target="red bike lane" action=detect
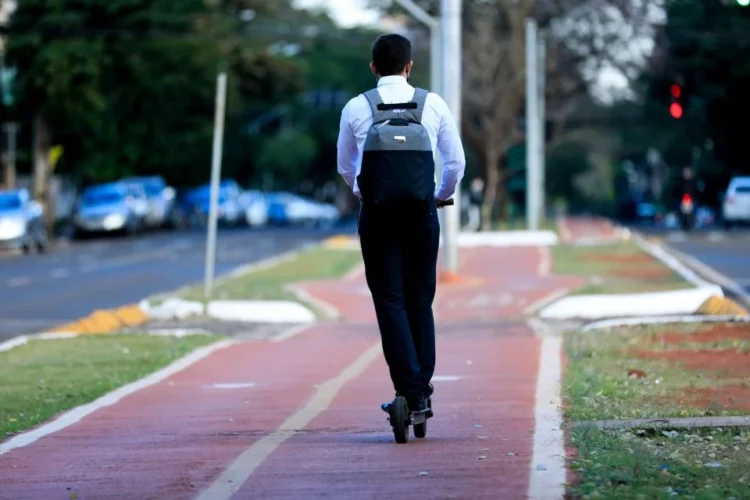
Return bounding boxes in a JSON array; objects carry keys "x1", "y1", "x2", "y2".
[{"x1": 0, "y1": 246, "x2": 582, "y2": 500}]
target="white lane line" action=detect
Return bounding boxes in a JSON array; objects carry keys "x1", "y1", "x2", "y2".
[
  {"x1": 0, "y1": 339, "x2": 236, "y2": 457},
  {"x1": 50, "y1": 268, "x2": 71, "y2": 279},
  {"x1": 196, "y1": 341, "x2": 382, "y2": 500},
  {"x1": 526, "y1": 327, "x2": 566, "y2": 500},
  {"x1": 431, "y1": 375, "x2": 461, "y2": 382},
  {"x1": 537, "y1": 246, "x2": 551, "y2": 276},
  {"x1": 205, "y1": 383, "x2": 257, "y2": 390},
  {"x1": 7, "y1": 276, "x2": 30, "y2": 288},
  {"x1": 270, "y1": 324, "x2": 314, "y2": 343}
]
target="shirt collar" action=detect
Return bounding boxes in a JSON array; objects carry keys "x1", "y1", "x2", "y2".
[{"x1": 377, "y1": 75, "x2": 408, "y2": 87}]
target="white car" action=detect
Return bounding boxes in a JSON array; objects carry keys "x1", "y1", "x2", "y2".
[
  {"x1": 241, "y1": 190, "x2": 269, "y2": 228},
  {"x1": 722, "y1": 176, "x2": 750, "y2": 228}
]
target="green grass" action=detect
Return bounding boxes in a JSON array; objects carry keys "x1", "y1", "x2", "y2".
[
  {"x1": 570, "y1": 427, "x2": 750, "y2": 499},
  {"x1": 552, "y1": 241, "x2": 691, "y2": 295},
  {"x1": 566, "y1": 323, "x2": 750, "y2": 497},
  {"x1": 0, "y1": 334, "x2": 218, "y2": 438},
  {"x1": 564, "y1": 324, "x2": 750, "y2": 422},
  {"x1": 180, "y1": 246, "x2": 362, "y2": 303}
]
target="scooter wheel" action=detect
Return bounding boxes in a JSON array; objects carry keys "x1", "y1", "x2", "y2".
[{"x1": 391, "y1": 396, "x2": 409, "y2": 444}]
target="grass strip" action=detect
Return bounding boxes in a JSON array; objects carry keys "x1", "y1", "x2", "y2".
[
  {"x1": 552, "y1": 241, "x2": 690, "y2": 295},
  {"x1": 0, "y1": 333, "x2": 218, "y2": 438}
]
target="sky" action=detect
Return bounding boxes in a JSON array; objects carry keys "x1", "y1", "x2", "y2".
[{"x1": 293, "y1": 0, "x2": 381, "y2": 28}]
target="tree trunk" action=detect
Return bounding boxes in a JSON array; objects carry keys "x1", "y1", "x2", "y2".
[
  {"x1": 32, "y1": 114, "x2": 53, "y2": 236},
  {"x1": 480, "y1": 144, "x2": 499, "y2": 231}
]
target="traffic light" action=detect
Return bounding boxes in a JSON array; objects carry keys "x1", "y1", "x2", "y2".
[{"x1": 670, "y1": 83, "x2": 683, "y2": 119}]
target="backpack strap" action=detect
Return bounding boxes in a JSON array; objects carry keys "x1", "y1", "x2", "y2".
[
  {"x1": 363, "y1": 89, "x2": 391, "y2": 124},
  {"x1": 363, "y1": 87, "x2": 430, "y2": 124},
  {"x1": 406, "y1": 88, "x2": 429, "y2": 124}
]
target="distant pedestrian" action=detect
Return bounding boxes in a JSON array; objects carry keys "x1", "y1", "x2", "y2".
[{"x1": 467, "y1": 178, "x2": 484, "y2": 231}]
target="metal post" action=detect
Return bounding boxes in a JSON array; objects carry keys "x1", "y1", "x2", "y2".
[
  {"x1": 537, "y1": 36, "x2": 546, "y2": 226},
  {"x1": 204, "y1": 71, "x2": 228, "y2": 300},
  {"x1": 525, "y1": 18, "x2": 540, "y2": 230},
  {"x1": 2, "y1": 122, "x2": 18, "y2": 188},
  {"x1": 441, "y1": 0, "x2": 461, "y2": 275}
]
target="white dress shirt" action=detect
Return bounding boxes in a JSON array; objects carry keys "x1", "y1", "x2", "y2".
[{"x1": 336, "y1": 75, "x2": 466, "y2": 201}]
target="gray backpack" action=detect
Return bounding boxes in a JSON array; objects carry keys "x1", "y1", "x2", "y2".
[{"x1": 356, "y1": 88, "x2": 436, "y2": 206}]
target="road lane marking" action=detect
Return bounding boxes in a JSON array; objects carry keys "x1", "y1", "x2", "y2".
[
  {"x1": 7, "y1": 277, "x2": 30, "y2": 288},
  {"x1": 205, "y1": 382, "x2": 257, "y2": 389},
  {"x1": 0, "y1": 339, "x2": 236, "y2": 457},
  {"x1": 526, "y1": 323, "x2": 565, "y2": 500},
  {"x1": 432, "y1": 375, "x2": 461, "y2": 382},
  {"x1": 196, "y1": 341, "x2": 382, "y2": 500},
  {"x1": 537, "y1": 246, "x2": 551, "y2": 276}
]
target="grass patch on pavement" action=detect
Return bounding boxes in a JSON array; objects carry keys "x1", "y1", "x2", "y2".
[
  {"x1": 552, "y1": 241, "x2": 690, "y2": 295},
  {"x1": 180, "y1": 245, "x2": 362, "y2": 303},
  {"x1": 565, "y1": 322, "x2": 750, "y2": 498},
  {"x1": 0, "y1": 333, "x2": 218, "y2": 438},
  {"x1": 570, "y1": 427, "x2": 750, "y2": 499},
  {"x1": 564, "y1": 323, "x2": 750, "y2": 422}
]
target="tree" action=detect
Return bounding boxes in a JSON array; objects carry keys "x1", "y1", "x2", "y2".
[{"x1": 371, "y1": 0, "x2": 661, "y2": 227}]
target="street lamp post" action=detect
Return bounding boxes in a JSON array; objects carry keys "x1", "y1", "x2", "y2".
[{"x1": 392, "y1": 0, "x2": 462, "y2": 278}]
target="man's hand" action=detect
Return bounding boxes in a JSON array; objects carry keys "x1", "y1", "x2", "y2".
[{"x1": 436, "y1": 199, "x2": 454, "y2": 209}]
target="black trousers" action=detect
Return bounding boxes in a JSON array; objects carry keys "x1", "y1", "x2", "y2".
[{"x1": 358, "y1": 200, "x2": 440, "y2": 400}]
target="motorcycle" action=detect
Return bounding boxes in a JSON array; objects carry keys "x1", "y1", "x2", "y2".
[{"x1": 679, "y1": 193, "x2": 695, "y2": 230}]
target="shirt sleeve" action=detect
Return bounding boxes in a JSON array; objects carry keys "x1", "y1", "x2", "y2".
[
  {"x1": 432, "y1": 95, "x2": 466, "y2": 201},
  {"x1": 336, "y1": 101, "x2": 359, "y2": 192}
]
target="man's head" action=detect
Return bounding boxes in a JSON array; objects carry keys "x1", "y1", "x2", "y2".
[{"x1": 370, "y1": 34, "x2": 413, "y2": 79}]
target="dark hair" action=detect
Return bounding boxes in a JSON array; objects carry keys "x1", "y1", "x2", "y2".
[{"x1": 371, "y1": 34, "x2": 412, "y2": 76}]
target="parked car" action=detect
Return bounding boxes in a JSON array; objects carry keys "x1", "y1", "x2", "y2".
[
  {"x1": 241, "y1": 190, "x2": 269, "y2": 228},
  {"x1": 72, "y1": 182, "x2": 147, "y2": 238},
  {"x1": 0, "y1": 189, "x2": 48, "y2": 253},
  {"x1": 183, "y1": 180, "x2": 244, "y2": 227},
  {"x1": 266, "y1": 192, "x2": 340, "y2": 228},
  {"x1": 722, "y1": 176, "x2": 750, "y2": 228},
  {"x1": 122, "y1": 176, "x2": 179, "y2": 229}
]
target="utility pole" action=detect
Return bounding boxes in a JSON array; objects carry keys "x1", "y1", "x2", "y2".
[
  {"x1": 204, "y1": 70, "x2": 228, "y2": 300},
  {"x1": 525, "y1": 18, "x2": 541, "y2": 230},
  {"x1": 440, "y1": 0, "x2": 462, "y2": 276},
  {"x1": 2, "y1": 121, "x2": 17, "y2": 188},
  {"x1": 537, "y1": 35, "x2": 546, "y2": 226},
  {"x1": 393, "y1": 0, "x2": 463, "y2": 279}
]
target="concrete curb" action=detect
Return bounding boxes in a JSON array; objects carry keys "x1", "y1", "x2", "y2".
[
  {"x1": 581, "y1": 314, "x2": 750, "y2": 332},
  {"x1": 324, "y1": 230, "x2": 561, "y2": 250},
  {"x1": 539, "y1": 286, "x2": 725, "y2": 321},
  {"x1": 0, "y1": 328, "x2": 211, "y2": 354}
]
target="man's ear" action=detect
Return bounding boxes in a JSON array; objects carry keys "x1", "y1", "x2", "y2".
[
  {"x1": 406, "y1": 60, "x2": 414, "y2": 75},
  {"x1": 370, "y1": 62, "x2": 378, "y2": 78}
]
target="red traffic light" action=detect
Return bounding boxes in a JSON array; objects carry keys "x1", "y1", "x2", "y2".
[
  {"x1": 671, "y1": 84, "x2": 681, "y2": 98},
  {"x1": 670, "y1": 102, "x2": 683, "y2": 119}
]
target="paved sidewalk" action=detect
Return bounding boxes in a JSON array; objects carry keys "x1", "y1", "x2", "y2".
[{"x1": 0, "y1": 245, "x2": 583, "y2": 500}]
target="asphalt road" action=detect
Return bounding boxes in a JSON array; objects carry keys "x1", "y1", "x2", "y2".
[
  {"x1": 635, "y1": 224, "x2": 750, "y2": 295},
  {"x1": 0, "y1": 225, "x2": 352, "y2": 341}
]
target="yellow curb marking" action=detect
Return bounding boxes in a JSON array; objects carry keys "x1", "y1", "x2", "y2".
[
  {"x1": 51, "y1": 304, "x2": 150, "y2": 335},
  {"x1": 697, "y1": 295, "x2": 750, "y2": 317}
]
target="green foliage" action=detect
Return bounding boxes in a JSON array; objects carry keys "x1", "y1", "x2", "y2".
[
  {"x1": 256, "y1": 129, "x2": 318, "y2": 185},
  {"x1": 4, "y1": 0, "x2": 386, "y2": 190}
]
